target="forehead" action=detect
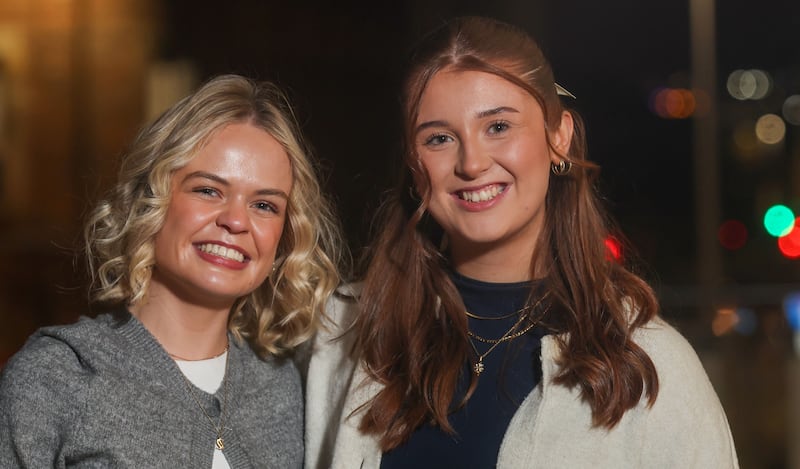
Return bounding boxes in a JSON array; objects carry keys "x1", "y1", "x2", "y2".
[
  {"x1": 417, "y1": 69, "x2": 539, "y2": 120},
  {"x1": 176, "y1": 123, "x2": 293, "y2": 189}
]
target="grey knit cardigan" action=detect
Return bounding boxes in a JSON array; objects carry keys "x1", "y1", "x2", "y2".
[{"x1": 0, "y1": 312, "x2": 303, "y2": 468}]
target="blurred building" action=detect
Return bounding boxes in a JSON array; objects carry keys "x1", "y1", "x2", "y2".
[{"x1": 0, "y1": 0, "x2": 161, "y2": 360}]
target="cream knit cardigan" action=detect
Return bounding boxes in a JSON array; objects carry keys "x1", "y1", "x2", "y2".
[{"x1": 305, "y1": 293, "x2": 739, "y2": 469}]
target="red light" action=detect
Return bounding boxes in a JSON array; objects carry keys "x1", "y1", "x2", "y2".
[
  {"x1": 605, "y1": 237, "x2": 622, "y2": 263},
  {"x1": 778, "y1": 219, "x2": 800, "y2": 259},
  {"x1": 650, "y1": 88, "x2": 696, "y2": 119},
  {"x1": 718, "y1": 220, "x2": 748, "y2": 250}
]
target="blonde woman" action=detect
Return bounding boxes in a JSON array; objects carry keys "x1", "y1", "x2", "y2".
[{"x1": 0, "y1": 74, "x2": 343, "y2": 468}]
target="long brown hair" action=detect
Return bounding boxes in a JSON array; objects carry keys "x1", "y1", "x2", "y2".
[{"x1": 354, "y1": 17, "x2": 659, "y2": 450}]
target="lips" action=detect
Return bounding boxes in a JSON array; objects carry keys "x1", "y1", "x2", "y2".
[
  {"x1": 195, "y1": 242, "x2": 248, "y2": 263},
  {"x1": 456, "y1": 183, "x2": 507, "y2": 203}
]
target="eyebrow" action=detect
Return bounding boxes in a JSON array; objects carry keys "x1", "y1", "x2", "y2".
[
  {"x1": 415, "y1": 120, "x2": 449, "y2": 135},
  {"x1": 415, "y1": 106, "x2": 520, "y2": 135},
  {"x1": 183, "y1": 171, "x2": 289, "y2": 199},
  {"x1": 476, "y1": 106, "x2": 520, "y2": 119}
]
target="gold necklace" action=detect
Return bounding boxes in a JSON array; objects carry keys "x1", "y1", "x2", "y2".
[
  {"x1": 176, "y1": 343, "x2": 231, "y2": 451},
  {"x1": 467, "y1": 313, "x2": 532, "y2": 375},
  {"x1": 465, "y1": 305, "x2": 528, "y2": 321},
  {"x1": 168, "y1": 347, "x2": 229, "y2": 362},
  {"x1": 467, "y1": 319, "x2": 538, "y2": 344}
]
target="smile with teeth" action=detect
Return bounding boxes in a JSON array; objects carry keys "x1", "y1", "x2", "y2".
[
  {"x1": 197, "y1": 243, "x2": 247, "y2": 263},
  {"x1": 457, "y1": 184, "x2": 507, "y2": 203}
]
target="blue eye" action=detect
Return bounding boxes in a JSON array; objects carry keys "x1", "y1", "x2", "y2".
[
  {"x1": 253, "y1": 201, "x2": 278, "y2": 213},
  {"x1": 194, "y1": 187, "x2": 219, "y2": 197}
]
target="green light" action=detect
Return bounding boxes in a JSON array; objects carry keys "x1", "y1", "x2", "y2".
[{"x1": 764, "y1": 205, "x2": 795, "y2": 237}]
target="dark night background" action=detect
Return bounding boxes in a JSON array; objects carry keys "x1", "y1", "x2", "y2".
[
  {"x1": 1, "y1": 1, "x2": 799, "y2": 466},
  {"x1": 160, "y1": 0, "x2": 800, "y2": 285}
]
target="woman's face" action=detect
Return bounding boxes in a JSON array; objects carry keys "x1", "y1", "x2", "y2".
[
  {"x1": 151, "y1": 122, "x2": 293, "y2": 308},
  {"x1": 414, "y1": 69, "x2": 572, "y2": 265}
]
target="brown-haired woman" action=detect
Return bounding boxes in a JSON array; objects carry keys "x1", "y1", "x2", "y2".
[{"x1": 306, "y1": 16, "x2": 738, "y2": 469}]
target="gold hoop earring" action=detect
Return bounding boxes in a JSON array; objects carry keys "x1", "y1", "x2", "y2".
[{"x1": 551, "y1": 160, "x2": 572, "y2": 176}]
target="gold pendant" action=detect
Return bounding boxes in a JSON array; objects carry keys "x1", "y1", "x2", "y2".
[
  {"x1": 216, "y1": 438, "x2": 225, "y2": 450},
  {"x1": 473, "y1": 360, "x2": 484, "y2": 375}
]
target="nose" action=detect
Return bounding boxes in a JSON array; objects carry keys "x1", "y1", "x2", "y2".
[
  {"x1": 216, "y1": 201, "x2": 250, "y2": 234},
  {"x1": 455, "y1": 140, "x2": 492, "y2": 179}
]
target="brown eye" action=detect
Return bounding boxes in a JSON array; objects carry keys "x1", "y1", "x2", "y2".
[
  {"x1": 488, "y1": 121, "x2": 510, "y2": 134},
  {"x1": 424, "y1": 133, "x2": 452, "y2": 146}
]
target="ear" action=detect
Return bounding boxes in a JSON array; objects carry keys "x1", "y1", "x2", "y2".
[{"x1": 549, "y1": 110, "x2": 574, "y2": 164}]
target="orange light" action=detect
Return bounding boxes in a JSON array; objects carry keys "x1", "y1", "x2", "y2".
[
  {"x1": 651, "y1": 88, "x2": 696, "y2": 119},
  {"x1": 712, "y1": 307, "x2": 738, "y2": 336}
]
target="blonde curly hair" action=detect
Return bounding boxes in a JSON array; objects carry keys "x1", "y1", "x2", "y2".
[{"x1": 84, "y1": 74, "x2": 344, "y2": 357}]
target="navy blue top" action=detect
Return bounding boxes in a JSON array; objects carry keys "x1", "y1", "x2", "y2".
[{"x1": 380, "y1": 271, "x2": 546, "y2": 469}]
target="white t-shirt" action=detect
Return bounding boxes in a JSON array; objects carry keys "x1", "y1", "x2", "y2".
[{"x1": 175, "y1": 352, "x2": 230, "y2": 469}]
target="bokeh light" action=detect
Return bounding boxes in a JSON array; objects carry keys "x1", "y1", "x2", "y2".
[
  {"x1": 649, "y1": 87, "x2": 696, "y2": 119},
  {"x1": 734, "y1": 307, "x2": 758, "y2": 336},
  {"x1": 764, "y1": 205, "x2": 795, "y2": 237},
  {"x1": 755, "y1": 113, "x2": 786, "y2": 144},
  {"x1": 782, "y1": 95, "x2": 800, "y2": 126},
  {"x1": 712, "y1": 307, "x2": 738, "y2": 336},
  {"x1": 777, "y1": 221, "x2": 800, "y2": 259},
  {"x1": 718, "y1": 219, "x2": 748, "y2": 250},
  {"x1": 713, "y1": 306, "x2": 759, "y2": 336},
  {"x1": 604, "y1": 236, "x2": 622, "y2": 263},
  {"x1": 727, "y1": 69, "x2": 772, "y2": 100},
  {"x1": 784, "y1": 293, "x2": 800, "y2": 331}
]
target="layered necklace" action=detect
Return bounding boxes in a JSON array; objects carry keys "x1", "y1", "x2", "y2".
[
  {"x1": 466, "y1": 295, "x2": 548, "y2": 376},
  {"x1": 173, "y1": 344, "x2": 231, "y2": 451}
]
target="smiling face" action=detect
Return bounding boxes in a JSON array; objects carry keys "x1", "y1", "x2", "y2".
[
  {"x1": 414, "y1": 69, "x2": 572, "y2": 278},
  {"x1": 150, "y1": 122, "x2": 293, "y2": 309}
]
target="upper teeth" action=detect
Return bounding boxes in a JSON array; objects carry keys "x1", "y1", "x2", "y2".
[
  {"x1": 198, "y1": 243, "x2": 245, "y2": 262},
  {"x1": 458, "y1": 185, "x2": 503, "y2": 202}
]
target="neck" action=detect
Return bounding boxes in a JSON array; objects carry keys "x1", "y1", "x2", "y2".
[
  {"x1": 450, "y1": 239, "x2": 537, "y2": 283},
  {"x1": 129, "y1": 282, "x2": 232, "y2": 361}
]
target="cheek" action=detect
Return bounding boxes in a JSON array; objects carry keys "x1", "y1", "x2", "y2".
[
  {"x1": 154, "y1": 200, "x2": 210, "y2": 249},
  {"x1": 164, "y1": 195, "x2": 209, "y2": 227},
  {"x1": 419, "y1": 155, "x2": 450, "y2": 191},
  {"x1": 507, "y1": 141, "x2": 553, "y2": 178},
  {"x1": 254, "y1": 219, "x2": 287, "y2": 256}
]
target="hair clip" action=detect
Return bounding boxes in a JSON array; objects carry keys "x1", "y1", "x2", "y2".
[{"x1": 555, "y1": 83, "x2": 576, "y2": 99}]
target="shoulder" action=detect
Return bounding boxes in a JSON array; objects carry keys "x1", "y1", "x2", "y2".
[
  {"x1": 233, "y1": 338, "x2": 301, "y2": 386},
  {"x1": 309, "y1": 283, "x2": 360, "y2": 369},
  {"x1": 632, "y1": 316, "x2": 714, "y2": 386},
  {"x1": 0, "y1": 317, "x2": 112, "y2": 430},
  {"x1": 631, "y1": 317, "x2": 739, "y2": 464},
  {"x1": 540, "y1": 316, "x2": 710, "y2": 387},
  {"x1": 2, "y1": 315, "x2": 111, "y2": 382},
  {"x1": 537, "y1": 317, "x2": 738, "y2": 466}
]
